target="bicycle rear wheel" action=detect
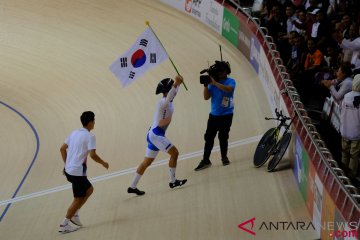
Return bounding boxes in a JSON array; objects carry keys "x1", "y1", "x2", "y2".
[
  {"x1": 253, "y1": 128, "x2": 277, "y2": 167},
  {"x1": 267, "y1": 132, "x2": 292, "y2": 172}
]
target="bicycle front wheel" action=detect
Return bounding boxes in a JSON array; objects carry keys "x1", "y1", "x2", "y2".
[
  {"x1": 267, "y1": 132, "x2": 292, "y2": 172},
  {"x1": 253, "y1": 128, "x2": 277, "y2": 168}
]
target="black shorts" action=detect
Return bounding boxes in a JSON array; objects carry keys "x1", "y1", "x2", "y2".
[{"x1": 64, "y1": 171, "x2": 92, "y2": 198}]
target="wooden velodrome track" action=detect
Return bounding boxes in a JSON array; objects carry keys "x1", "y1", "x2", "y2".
[{"x1": 0, "y1": 1, "x2": 318, "y2": 239}]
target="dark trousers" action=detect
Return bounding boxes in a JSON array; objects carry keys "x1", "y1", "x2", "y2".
[{"x1": 203, "y1": 113, "x2": 233, "y2": 161}]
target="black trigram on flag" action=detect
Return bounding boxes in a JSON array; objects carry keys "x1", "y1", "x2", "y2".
[
  {"x1": 129, "y1": 71, "x2": 135, "y2": 79},
  {"x1": 150, "y1": 53, "x2": 157, "y2": 63},
  {"x1": 140, "y1": 39, "x2": 148, "y2": 47},
  {"x1": 120, "y1": 57, "x2": 128, "y2": 68}
]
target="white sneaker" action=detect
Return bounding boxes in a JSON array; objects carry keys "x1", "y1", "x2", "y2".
[
  {"x1": 70, "y1": 214, "x2": 83, "y2": 227},
  {"x1": 59, "y1": 223, "x2": 78, "y2": 233}
]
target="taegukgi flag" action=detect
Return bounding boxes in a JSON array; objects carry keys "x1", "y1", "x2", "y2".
[{"x1": 110, "y1": 27, "x2": 169, "y2": 87}]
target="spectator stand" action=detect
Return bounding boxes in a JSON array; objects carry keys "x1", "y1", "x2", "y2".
[{"x1": 222, "y1": 0, "x2": 360, "y2": 233}]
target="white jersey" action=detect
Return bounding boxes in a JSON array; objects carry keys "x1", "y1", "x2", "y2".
[
  {"x1": 150, "y1": 86, "x2": 179, "y2": 131},
  {"x1": 64, "y1": 128, "x2": 96, "y2": 176}
]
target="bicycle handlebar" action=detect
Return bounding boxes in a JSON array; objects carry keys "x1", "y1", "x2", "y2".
[
  {"x1": 265, "y1": 108, "x2": 293, "y2": 121},
  {"x1": 264, "y1": 108, "x2": 297, "y2": 131}
]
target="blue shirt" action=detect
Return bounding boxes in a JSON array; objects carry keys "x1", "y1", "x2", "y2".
[{"x1": 208, "y1": 77, "x2": 236, "y2": 116}]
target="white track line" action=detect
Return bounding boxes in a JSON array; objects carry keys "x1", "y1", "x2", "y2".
[{"x1": 0, "y1": 135, "x2": 261, "y2": 206}]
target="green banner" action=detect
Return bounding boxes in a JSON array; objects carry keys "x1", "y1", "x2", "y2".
[
  {"x1": 299, "y1": 149, "x2": 309, "y2": 200},
  {"x1": 221, "y1": 8, "x2": 239, "y2": 47}
]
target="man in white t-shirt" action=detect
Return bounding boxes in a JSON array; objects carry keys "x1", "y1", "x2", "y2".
[
  {"x1": 59, "y1": 111, "x2": 109, "y2": 233},
  {"x1": 334, "y1": 25, "x2": 360, "y2": 75}
]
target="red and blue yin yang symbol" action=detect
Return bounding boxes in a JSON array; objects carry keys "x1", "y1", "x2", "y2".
[{"x1": 131, "y1": 49, "x2": 146, "y2": 68}]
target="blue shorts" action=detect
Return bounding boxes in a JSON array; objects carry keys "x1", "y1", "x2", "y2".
[{"x1": 146, "y1": 127, "x2": 173, "y2": 158}]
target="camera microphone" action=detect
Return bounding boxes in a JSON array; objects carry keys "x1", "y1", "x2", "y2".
[{"x1": 200, "y1": 69, "x2": 208, "y2": 74}]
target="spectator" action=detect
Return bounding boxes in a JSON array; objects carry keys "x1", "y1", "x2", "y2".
[
  {"x1": 348, "y1": 22, "x2": 360, "y2": 41},
  {"x1": 333, "y1": 24, "x2": 360, "y2": 75},
  {"x1": 266, "y1": 5, "x2": 287, "y2": 45},
  {"x1": 311, "y1": 10, "x2": 331, "y2": 53},
  {"x1": 322, "y1": 61, "x2": 353, "y2": 105},
  {"x1": 304, "y1": 38, "x2": 324, "y2": 72},
  {"x1": 323, "y1": 44, "x2": 342, "y2": 75},
  {"x1": 264, "y1": 0, "x2": 285, "y2": 17},
  {"x1": 342, "y1": 22, "x2": 359, "y2": 62},
  {"x1": 334, "y1": 20, "x2": 345, "y2": 38},
  {"x1": 266, "y1": 5, "x2": 293, "y2": 61},
  {"x1": 305, "y1": 8, "x2": 320, "y2": 39},
  {"x1": 340, "y1": 74, "x2": 360, "y2": 181},
  {"x1": 300, "y1": 38, "x2": 324, "y2": 103},
  {"x1": 341, "y1": 13, "x2": 352, "y2": 39},
  {"x1": 314, "y1": 44, "x2": 342, "y2": 102},
  {"x1": 292, "y1": 9, "x2": 308, "y2": 38},
  {"x1": 287, "y1": 32, "x2": 306, "y2": 81},
  {"x1": 260, "y1": 0, "x2": 284, "y2": 25},
  {"x1": 285, "y1": 4, "x2": 298, "y2": 35}
]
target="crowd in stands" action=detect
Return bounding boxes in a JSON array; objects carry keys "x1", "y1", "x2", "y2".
[{"x1": 241, "y1": 0, "x2": 360, "y2": 187}]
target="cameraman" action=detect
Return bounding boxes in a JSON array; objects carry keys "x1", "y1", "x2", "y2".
[{"x1": 195, "y1": 61, "x2": 236, "y2": 171}]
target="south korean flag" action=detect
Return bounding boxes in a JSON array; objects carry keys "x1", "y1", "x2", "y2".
[{"x1": 110, "y1": 27, "x2": 169, "y2": 87}]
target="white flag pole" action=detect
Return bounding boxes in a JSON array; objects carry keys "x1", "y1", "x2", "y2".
[{"x1": 146, "y1": 21, "x2": 188, "y2": 91}]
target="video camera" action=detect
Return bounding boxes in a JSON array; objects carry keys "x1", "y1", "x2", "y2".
[{"x1": 200, "y1": 60, "x2": 231, "y2": 86}]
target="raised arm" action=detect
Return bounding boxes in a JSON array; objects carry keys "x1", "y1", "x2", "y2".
[
  {"x1": 210, "y1": 78, "x2": 234, "y2": 93},
  {"x1": 164, "y1": 75, "x2": 183, "y2": 104},
  {"x1": 340, "y1": 38, "x2": 360, "y2": 51}
]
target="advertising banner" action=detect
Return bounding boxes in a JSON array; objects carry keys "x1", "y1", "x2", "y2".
[
  {"x1": 238, "y1": 17, "x2": 251, "y2": 59},
  {"x1": 250, "y1": 37, "x2": 260, "y2": 74},
  {"x1": 160, "y1": 0, "x2": 223, "y2": 33},
  {"x1": 294, "y1": 135, "x2": 309, "y2": 200},
  {"x1": 184, "y1": 0, "x2": 224, "y2": 34},
  {"x1": 222, "y1": 8, "x2": 239, "y2": 47},
  {"x1": 257, "y1": 47, "x2": 280, "y2": 111},
  {"x1": 184, "y1": 0, "x2": 203, "y2": 21},
  {"x1": 203, "y1": 1, "x2": 223, "y2": 34}
]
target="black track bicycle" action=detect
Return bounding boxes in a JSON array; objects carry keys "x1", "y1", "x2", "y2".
[{"x1": 253, "y1": 108, "x2": 296, "y2": 172}]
